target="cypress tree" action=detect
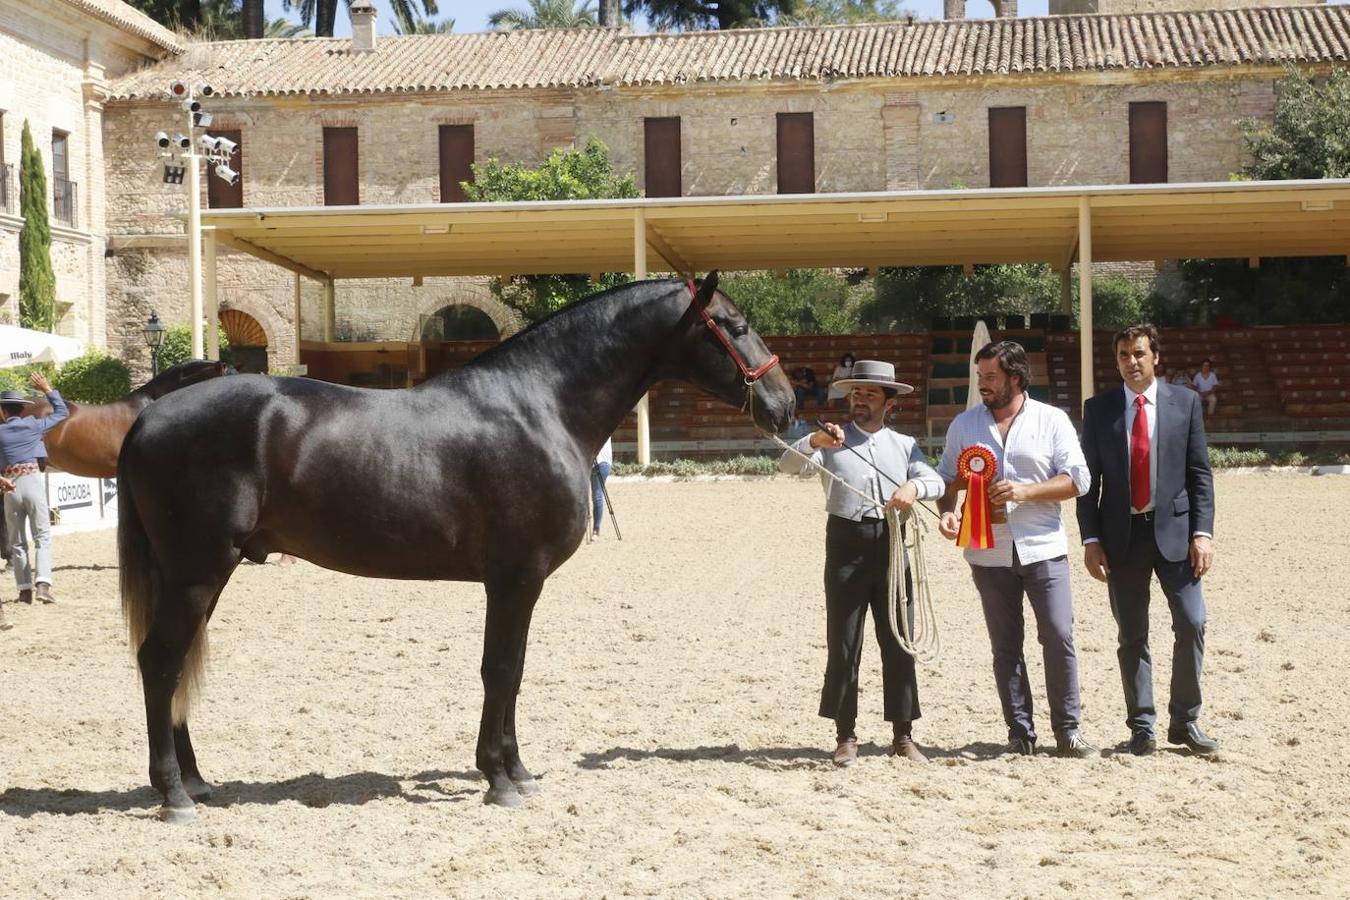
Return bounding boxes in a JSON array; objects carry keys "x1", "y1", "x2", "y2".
[{"x1": 18, "y1": 120, "x2": 57, "y2": 333}]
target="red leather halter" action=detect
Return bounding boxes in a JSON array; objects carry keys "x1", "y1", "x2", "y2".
[{"x1": 687, "y1": 280, "x2": 780, "y2": 383}]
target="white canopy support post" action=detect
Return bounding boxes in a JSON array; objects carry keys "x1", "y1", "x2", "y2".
[
  {"x1": 186, "y1": 127, "x2": 204, "y2": 360},
  {"x1": 634, "y1": 210, "x2": 651, "y2": 466},
  {"x1": 293, "y1": 272, "x2": 303, "y2": 365},
  {"x1": 322, "y1": 278, "x2": 336, "y2": 343},
  {"x1": 1077, "y1": 195, "x2": 1095, "y2": 411},
  {"x1": 204, "y1": 228, "x2": 219, "y2": 361}
]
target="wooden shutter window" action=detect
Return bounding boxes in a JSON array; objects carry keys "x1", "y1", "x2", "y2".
[
  {"x1": 643, "y1": 117, "x2": 681, "y2": 198},
  {"x1": 1129, "y1": 102, "x2": 1168, "y2": 184},
  {"x1": 323, "y1": 127, "x2": 359, "y2": 206},
  {"x1": 439, "y1": 124, "x2": 474, "y2": 203},
  {"x1": 988, "y1": 107, "x2": 1027, "y2": 188},
  {"x1": 207, "y1": 129, "x2": 243, "y2": 209},
  {"x1": 776, "y1": 112, "x2": 815, "y2": 195}
]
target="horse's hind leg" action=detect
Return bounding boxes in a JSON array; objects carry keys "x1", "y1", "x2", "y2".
[
  {"x1": 174, "y1": 723, "x2": 212, "y2": 801},
  {"x1": 477, "y1": 571, "x2": 544, "y2": 807},
  {"x1": 138, "y1": 581, "x2": 220, "y2": 823}
]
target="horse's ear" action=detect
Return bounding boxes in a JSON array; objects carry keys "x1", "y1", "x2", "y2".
[{"x1": 696, "y1": 270, "x2": 719, "y2": 305}]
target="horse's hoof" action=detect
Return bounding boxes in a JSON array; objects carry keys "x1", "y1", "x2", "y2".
[
  {"x1": 158, "y1": 804, "x2": 197, "y2": 825},
  {"x1": 482, "y1": 785, "x2": 524, "y2": 808},
  {"x1": 513, "y1": 777, "x2": 541, "y2": 797}
]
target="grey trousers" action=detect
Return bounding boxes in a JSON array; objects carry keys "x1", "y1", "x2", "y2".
[
  {"x1": 3, "y1": 471, "x2": 53, "y2": 591},
  {"x1": 969, "y1": 549, "x2": 1081, "y2": 742}
]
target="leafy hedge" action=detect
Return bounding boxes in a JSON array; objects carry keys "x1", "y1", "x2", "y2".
[{"x1": 51, "y1": 352, "x2": 132, "y2": 403}]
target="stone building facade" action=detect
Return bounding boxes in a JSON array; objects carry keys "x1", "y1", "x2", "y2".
[
  {"x1": 56, "y1": 3, "x2": 1350, "y2": 373},
  {"x1": 0, "y1": 0, "x2": 179, "y2": 345}
]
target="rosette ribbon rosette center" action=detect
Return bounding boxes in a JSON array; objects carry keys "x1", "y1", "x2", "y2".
[{"x1": 956, "y1": 443, "x2": 998, "y2": 549}]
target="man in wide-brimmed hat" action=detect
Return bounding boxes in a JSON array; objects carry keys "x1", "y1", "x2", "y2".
[
  {"x1": 0, "y1": 371, "x2": 69, "y2": 612},
  {"x1": 778, "y1": 359, "x2": 944, "y2": 767}
]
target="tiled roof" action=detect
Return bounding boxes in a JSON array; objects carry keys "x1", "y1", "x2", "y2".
[
  {"x1": 108, "y1": 5, "x2": 1350, "y2": 100},
  {"x1": 62, "y1": 0, "x2": 182, "y2": 54}
]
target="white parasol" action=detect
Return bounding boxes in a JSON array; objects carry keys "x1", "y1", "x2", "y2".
[
  {"x1": 967, "y1": 319, "x2": 992, "y2": 409},
  {"x1": 0, "y1": 324, "x2": 86, "y2": 368}
]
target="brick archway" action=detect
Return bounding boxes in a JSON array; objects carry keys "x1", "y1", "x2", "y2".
[
  {"x1": 413, "y1": 280, "x2": 522, "y2": 340},
  {"x1": 218, "y1": 296, "x2": 289, "y2": 372}
]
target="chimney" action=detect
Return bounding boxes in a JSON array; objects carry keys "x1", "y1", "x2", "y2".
[{"x1": 351, "y1": 0, "x2": 377, "y2": 53}]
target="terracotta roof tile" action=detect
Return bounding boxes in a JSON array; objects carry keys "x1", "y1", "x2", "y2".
[
  {"x1": 61, "y1": 0, "x2": 182, "y2": 53},
  {"x1": 107, "y1": 6, "x2": 1350, "y2": 101}
]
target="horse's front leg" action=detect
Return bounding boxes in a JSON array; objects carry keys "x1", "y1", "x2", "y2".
[{"x1": 477, "y1": 571, "x2": 544, "y2": 807}]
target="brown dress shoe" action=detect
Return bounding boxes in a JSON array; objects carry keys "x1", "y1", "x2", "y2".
[
  {"x1": 17, "y1": 589, "x2": 33, "y2": 605},
  {"x1": 35, "y1": 584, "x2": 54, "y2": 604},
  {"x1": 892, "y1": 736, "x2": 929, "y2": 763},
  {"x1": 832, "y1": 739, "x2": 858, "y2": 767}
]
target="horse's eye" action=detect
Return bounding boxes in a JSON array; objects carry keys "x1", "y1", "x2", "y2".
[{"x1": 730, "y1": 324, "x2": 749, "y2": 338}]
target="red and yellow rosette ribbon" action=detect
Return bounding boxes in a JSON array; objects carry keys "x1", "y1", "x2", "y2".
[{"x1": 956, "y1": 443, "x2": 998, "y2": 549}]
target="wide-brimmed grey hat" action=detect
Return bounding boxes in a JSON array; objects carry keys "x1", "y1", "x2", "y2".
[
  {"x1": 831, "y1": 359, "x2": 914, "y2": 395},
  {"x1": 0, "y1": 390, "x2": 35, "y2": 407}
]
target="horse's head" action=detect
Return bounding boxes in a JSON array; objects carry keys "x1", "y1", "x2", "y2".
[
  {"x1": 138, "y1": 359, "x2": 239, "y2": 400},
  {"x1": 678, "y1": 272, "x2": 795, "y2": 435}
]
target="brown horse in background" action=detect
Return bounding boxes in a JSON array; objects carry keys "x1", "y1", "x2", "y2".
[{"x1": 30, "y1": 360, "x2": 235, "y2": 478}]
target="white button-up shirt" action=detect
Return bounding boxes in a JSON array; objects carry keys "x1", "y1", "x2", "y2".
[{"x1": 939, "y1": 396, "x2": 1090, "y2": 567}]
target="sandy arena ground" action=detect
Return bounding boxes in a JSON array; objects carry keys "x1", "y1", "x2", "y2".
[{"x1": 0, "y1": 471, "x2": 1347, "y2": 897}]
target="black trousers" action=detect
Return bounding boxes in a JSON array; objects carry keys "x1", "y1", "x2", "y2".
[{"x1": 820, "y1": 515, "x2": 919, "y2": 732}]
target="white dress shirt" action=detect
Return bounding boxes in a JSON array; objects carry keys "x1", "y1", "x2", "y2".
[{"x1": 939, "y1": 397, "x2": 1090, "y2": 568}]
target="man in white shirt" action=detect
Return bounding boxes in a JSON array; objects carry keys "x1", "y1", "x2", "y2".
[
  {"x1": 1192, "y1": 358, "x2": 1219, "y2": 415},
  {"x1": 779, "y1": 360, "x2": 944, "y2": 767},
  {"x1": 937, "y1": 341, "x2": 1097, "y2": 758}
]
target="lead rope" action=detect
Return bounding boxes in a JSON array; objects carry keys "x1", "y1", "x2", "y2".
[{"x1": 765, "y1": 421, "x2": 941, "y2": 665}]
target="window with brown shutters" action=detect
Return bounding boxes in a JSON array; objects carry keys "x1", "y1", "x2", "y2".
[
  {"x1": 439, "y1": 124, "x2": 474, "y2": 203},
  {"x1": 207, "y1": 129, "x2": 243, "y2": 209},
  {"x1": 1129, "y1": 102, "x2": 1168, "y2": 184},
  {"x1": 323, "y1": 127, "x2": 359, "y2": 206},
  {"x1": 643, "y1": 117, "x2": 681, "y2": 198},
  {"x1": 776, "y1": 112, "x2": 815, "y2": 194},
  {"x1": 988, "y1": 107, "x2": 1027, "y2": 188}
]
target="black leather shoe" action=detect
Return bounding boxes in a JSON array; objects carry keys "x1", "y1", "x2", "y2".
[
  {"x1": 1126, "y1": 731, "x2": 1157, "y2": 756},
  {"x1": 1167, "y1": 722, "x2": 1219, "y2": 754},
  {"x1": 1005, "y1": 736, "x2": 1036, "y2": 756}
]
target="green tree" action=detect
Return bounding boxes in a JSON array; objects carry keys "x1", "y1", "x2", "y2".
[
  {"x1": 123, "y1": 0, "x2": 202, "y2": 31},
  {"x1": 719, "y1": 269, "x2": 866, "y2": 334},
  {"x1": 624, "y1": 0, "x2": 798, "y2": 30},
  {"x1": 779, "y1": 0, "x2": 915, "y2": 25},
  {"x1": 489, "y1": 0, "x2": 596, "y2": 30},
  {"x1": 1242, "y1": 66, "x2": 1350, "y2": 181},
  {"x1": 464, "y1": 138, "x2": 637, "y2": 322},
  {"x1": 52, "y1": 352, "x2": 133, "y2": 403},
  {"x1": 157, "y1": 324, "x2": 234, "y2": 370},
  {"x1": 864, "y1": 264, "x2": 1061, "y2": 332},
  {"x1": 18, "y1": 121, "x2": 57, "y2": 334},
  {"x1": 392, "y1": 5, "x2": 454, "y2": 33}
]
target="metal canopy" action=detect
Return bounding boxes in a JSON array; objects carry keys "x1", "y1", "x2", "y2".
[{"x1": 200, "y1": 179, "x2": 1350, "y2": 281}]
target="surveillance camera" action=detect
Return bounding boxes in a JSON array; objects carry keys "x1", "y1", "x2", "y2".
[
  {"x1": 215, "y1": 164, "x2": 239, "y2": 186},
  {"x1": 155, "y1": 131, "x2": 171, "y2": 149},
  {"x1": 174, "y1": 133, "x2": 191, "y2": 150},
  {"x1": 168, "y1": 80, "x2": 189, "y2": 98},
  {"x1": 214, "y1": 136, "x2": 237, "y2": 157},
  {"x1": 198, "y1": 83, "x2": 214, "y2": 97}
]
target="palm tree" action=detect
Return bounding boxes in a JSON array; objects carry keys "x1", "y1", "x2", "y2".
[
  {"x1": 243, "y1": 0, "x2": 263, "y2": 37},
  {"x1": 488, "y1": 0, "x2": 597, "y2": 30},
  {"x1": 286, "y1": 0, "x2": 440, "y2": 37},
  {"x1": 392, "y1": 5, "x2": 454, "y2": 33}
]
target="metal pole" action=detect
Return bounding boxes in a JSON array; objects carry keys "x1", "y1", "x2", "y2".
[
  {"x1": 186, "y1": 101, "x2": 204, "y2": 360},
  {"x1": 597, "y1": 466, "x2": 622, "y2": 540},
  {"x1": 204, "y1": 227, "x2": 219, "y2": 361},
  {"x1": 1077, "y1": 195, "x2": 1094, "y2": 411},
  {"x1": 633, "y1": 210, "x2": 650, "y2": 467}
]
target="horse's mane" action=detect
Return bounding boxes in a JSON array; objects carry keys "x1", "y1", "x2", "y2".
[{"x1": 131, "y1": 360, "x2": 236, "y2": 400}]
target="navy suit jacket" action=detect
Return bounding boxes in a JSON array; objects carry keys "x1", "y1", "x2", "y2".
[{"x1": 1077, "y1": 380, "x2": 1215, "y2": 568}]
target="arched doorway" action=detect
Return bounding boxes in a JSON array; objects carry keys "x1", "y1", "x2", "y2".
[
  {"x1": 422, "y1": 304, "x2": 500, "y2": 341},
  {"x1": 220, "y1": 309, "x2": 269, "y2": 373}
]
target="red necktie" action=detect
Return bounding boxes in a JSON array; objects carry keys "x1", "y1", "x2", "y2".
[{"x1": 1131, "y1": 394, "x2": 1150, "y2": 512}]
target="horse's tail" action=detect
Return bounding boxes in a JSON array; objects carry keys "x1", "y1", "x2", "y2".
[{"x1": 118, "y1": 462, "x2": 208, "y2": 725}]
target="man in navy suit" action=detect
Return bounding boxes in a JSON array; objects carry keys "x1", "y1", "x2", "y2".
[{"x1": 1078, "y1": 324, "x2": 1219, "y2": 756}]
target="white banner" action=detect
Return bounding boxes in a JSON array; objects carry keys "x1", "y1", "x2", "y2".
[{"x1": 45, "y1": 472, "x2": 118, "y2": 535}]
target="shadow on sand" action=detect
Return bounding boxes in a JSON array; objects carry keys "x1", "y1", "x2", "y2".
[{"x1": 0, "y1": 768, "x2": 483, "y2": 818}]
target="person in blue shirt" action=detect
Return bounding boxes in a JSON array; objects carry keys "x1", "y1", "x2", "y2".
[{"x1": 0, "y1": 372, "x2": 69, "y2": 606}]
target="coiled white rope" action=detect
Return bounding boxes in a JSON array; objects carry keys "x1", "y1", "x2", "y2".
[{"x1": 770, "y1": 433, "x2": 941, "y2": 664}]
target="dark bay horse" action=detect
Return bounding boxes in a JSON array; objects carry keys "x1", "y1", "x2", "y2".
[
  {"x1": 117, "y1": 274, "x2": 794, "y2": 820},
  {"x1": 32, "y1": 360, "x2": 235, "y2": 478}
]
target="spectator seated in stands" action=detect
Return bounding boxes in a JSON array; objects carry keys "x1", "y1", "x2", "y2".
[
  {"x1": 790, "y1": 365, "x2": 829, "y2": 411},
  {"x1": 1192, "y1": 358, "x2": 1219, "y2": 415},
  {"x1": 827, "y1": 353, "x2": 856, "y2": 408},
  {"x1": 1168, "y1": 364, "x2": 1192, "y2": 390}
]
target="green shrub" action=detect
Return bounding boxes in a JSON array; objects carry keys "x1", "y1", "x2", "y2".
[
  {"x1": 0, "y1": 361, "x2": 56, "y2": 395},
  {"x1": 156, "y1": 324, "x2": 233, "y2": 370},
  {"x1": 52, "y1": 351, "x2": 132, "y2": 402}
]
